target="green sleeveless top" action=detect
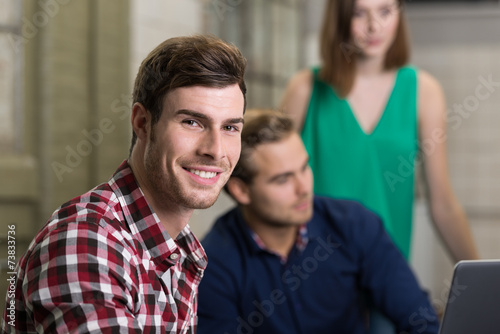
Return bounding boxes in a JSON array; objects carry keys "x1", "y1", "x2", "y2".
[{"x1": 302, "y1": 66, "x2": 418, "y2": 259}]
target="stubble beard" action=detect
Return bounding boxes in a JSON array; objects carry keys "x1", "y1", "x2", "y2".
[{"x1": 144, "y1": 137, "x2": 225, "y2": 210}]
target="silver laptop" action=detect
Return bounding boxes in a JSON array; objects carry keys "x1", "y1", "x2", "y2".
[{"x1": 439, "y1": 260, "x2": 500, "y2": 334}]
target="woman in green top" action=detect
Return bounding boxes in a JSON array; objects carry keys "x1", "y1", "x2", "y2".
[{"x1": 280, "y1": 0, "x2": 478, "y2": 262}]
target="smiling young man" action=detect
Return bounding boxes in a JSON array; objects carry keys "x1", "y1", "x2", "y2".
[
  {"x1": 197, "y1": 109, "x2": 439, "y2": 334},
  {"x1": 2, "y1": 35, "x2": 246, "y2": 334}
]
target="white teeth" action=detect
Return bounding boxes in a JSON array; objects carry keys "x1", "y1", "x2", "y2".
[{"x1": 189, "y1": 169, "x2": 217, "y2": 179}]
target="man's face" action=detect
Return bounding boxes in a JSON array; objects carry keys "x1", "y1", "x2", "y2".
[
  {"x1": 144, "y1": 84, "x2": 245, "y2": 210},
  {"x1": 244, "y1": 133, "x2": 314, "y2": 227}
]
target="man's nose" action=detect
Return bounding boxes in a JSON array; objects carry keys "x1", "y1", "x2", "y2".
[
  {"x1": 295, "y1": 174, "x2": 309, "y2": 196},
  {"x1": 198, "y1": 129, "x2": 226, "y2": 160}
]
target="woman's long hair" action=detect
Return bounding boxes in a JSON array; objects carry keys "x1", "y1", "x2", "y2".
[{"x1": 319, "y1": 0, "x2": 410, "y2": 97}]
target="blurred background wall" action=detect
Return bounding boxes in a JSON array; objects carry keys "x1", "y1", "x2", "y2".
[{"x1": 1, "y1": 0, "x2": 499, "y2": 315}]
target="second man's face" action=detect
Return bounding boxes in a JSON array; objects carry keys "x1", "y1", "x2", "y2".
[
  {"x1": 245, "y1": 132, "x2": 314, "y2": 227},
  {"x1": 145, "y1": 84, "x2": 245, "y2": 211}
]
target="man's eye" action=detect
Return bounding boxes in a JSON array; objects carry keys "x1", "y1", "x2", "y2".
[
  {"x1": 224, "y1": 125, "x2": 239, "y2": 132},
  {"x1": 183, "y1": 120, "x2": 200, "y2": 127},
  {"x1": 275, "y1": 176, "x2": 288, "y2": 185}
]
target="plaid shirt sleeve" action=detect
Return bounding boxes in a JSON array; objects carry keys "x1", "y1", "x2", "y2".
[{"x1": 20, "y1": 217, "x2": 144, "y2": 333}]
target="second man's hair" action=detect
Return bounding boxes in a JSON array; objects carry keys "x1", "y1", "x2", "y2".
[{"x1": 231, "y1": 109, "x2": 295, "y2": 184}]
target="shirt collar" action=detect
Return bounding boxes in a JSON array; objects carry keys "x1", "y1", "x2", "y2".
[
  {"x1": 108, "y1": 160, "x2": 207, "y2": 273},
  {"x1": 242, "y1": 213, "x2": 310, "y2": 263}
]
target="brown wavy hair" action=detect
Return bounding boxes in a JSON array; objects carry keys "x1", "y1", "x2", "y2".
[{"x1": 319, "y1": 0, "x2": 410, "y2": 97}]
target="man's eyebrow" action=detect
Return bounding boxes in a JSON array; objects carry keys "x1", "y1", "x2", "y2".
[
  {"x1": 175, "y1": 109, "x2": 209, "y2": 119},
  {"x1": 175, "y1": 109, "x2": 244, "y2": 124},
  {"x1": 268, "y1": 171, "x2": 293, "y2": 183},
  {"x1": 227, "y1": 117, "x2": 245, "y2": 124},
  {"x1": 267, "y1": 157, "x2": 309, "y2": 183}
]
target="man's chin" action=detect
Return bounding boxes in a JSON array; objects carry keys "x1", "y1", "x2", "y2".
[
  {"x1": 181, "y1": 192, "x2": 220, "y2": 210},
  {"x1": 299, "y1": 209, "x2": 313, "y2": 224},
  {"x1": 191, "y1": 200, "x2": 217, "y2": 210}
]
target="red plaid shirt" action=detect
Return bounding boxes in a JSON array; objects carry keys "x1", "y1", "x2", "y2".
[{"x1": 2, "y1": 160, "x2": 207, "y2": 333}]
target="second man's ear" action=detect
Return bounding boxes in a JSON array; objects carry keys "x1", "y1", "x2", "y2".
[{"x1": 226, "y1": 177, "x2": 251, "y2": 205}]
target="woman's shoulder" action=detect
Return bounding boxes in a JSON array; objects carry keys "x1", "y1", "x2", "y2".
[
  {"x1": 417, "y1": 68, "x2": 445, "y2": 103},
  {"x1": 283, "y1": 66, "x2": 334, "y2": 99},
  {"x1": 280, "y1": 68, "x2": 316, "y2": 130},
  {"x1": 417, "y1": 69, "x2": 442, "y2": 89},
  {"x1": 395, "y1": 65, "x2": 419, "y2": 82},
  {"x1": 414, "y1": 68, "x2": 446, "y2": 121},
  {"x1": 397, "y1": 65, "x2": 443, "y2": 103},
  {"x1": 399, "y1": 65, "x2": 440, "y2": 89},
  {"x1": 287, "y1": 68, "x2": 314, "y2": 91}
]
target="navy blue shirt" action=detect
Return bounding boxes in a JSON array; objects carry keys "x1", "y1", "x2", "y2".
[{"x1": 198, "y1": 196, "x2": 439, "y2": 334}]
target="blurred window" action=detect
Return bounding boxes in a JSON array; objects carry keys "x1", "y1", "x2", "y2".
[
  {"x1": 0, "y1": 0, "x2": 23, "y2": 154},
  {"x1": 205, "y1": 0, "x2": 302, "y2": 108}
]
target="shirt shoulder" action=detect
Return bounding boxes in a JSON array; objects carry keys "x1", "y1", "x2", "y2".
[
  {"x1": 312, "y1": 196, "x2": 382, "y2": 227},
  {"x1": 48, "y1": 182, "x2": 123, "y2": 233},
  {"x1": 201, "y1": 208, "x2": 250, "y2": 270},
  {"x1": 23, "y1": 182, "x2": 131, "y2": 269},
  {"x1": 203, "y1": 207, "x2": 242, "y2": 243},
  {"x1": 311, "y1": 196, "x2": 387, "y2": 247}
]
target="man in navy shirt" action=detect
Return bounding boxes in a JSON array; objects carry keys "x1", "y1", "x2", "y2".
[{"x1": 197, "y1": 109, "x2": 439, "y2": 334}]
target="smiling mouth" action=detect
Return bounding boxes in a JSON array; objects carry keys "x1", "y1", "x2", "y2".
[{"x1": 189, "y1": 169, "x2": 218, "y2": 179}]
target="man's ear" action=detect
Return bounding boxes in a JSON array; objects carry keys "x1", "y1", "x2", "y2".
[
  {"x1": 226, "y1": 177, "x2": 251, "y2": 205},
  {"x1": 131, "y1": 102, "x2": 151, "y2": 142}
]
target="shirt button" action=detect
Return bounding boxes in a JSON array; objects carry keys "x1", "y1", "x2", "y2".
[{"x1": 170, "y1": 253, "x2": 179, "y2": 261}]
